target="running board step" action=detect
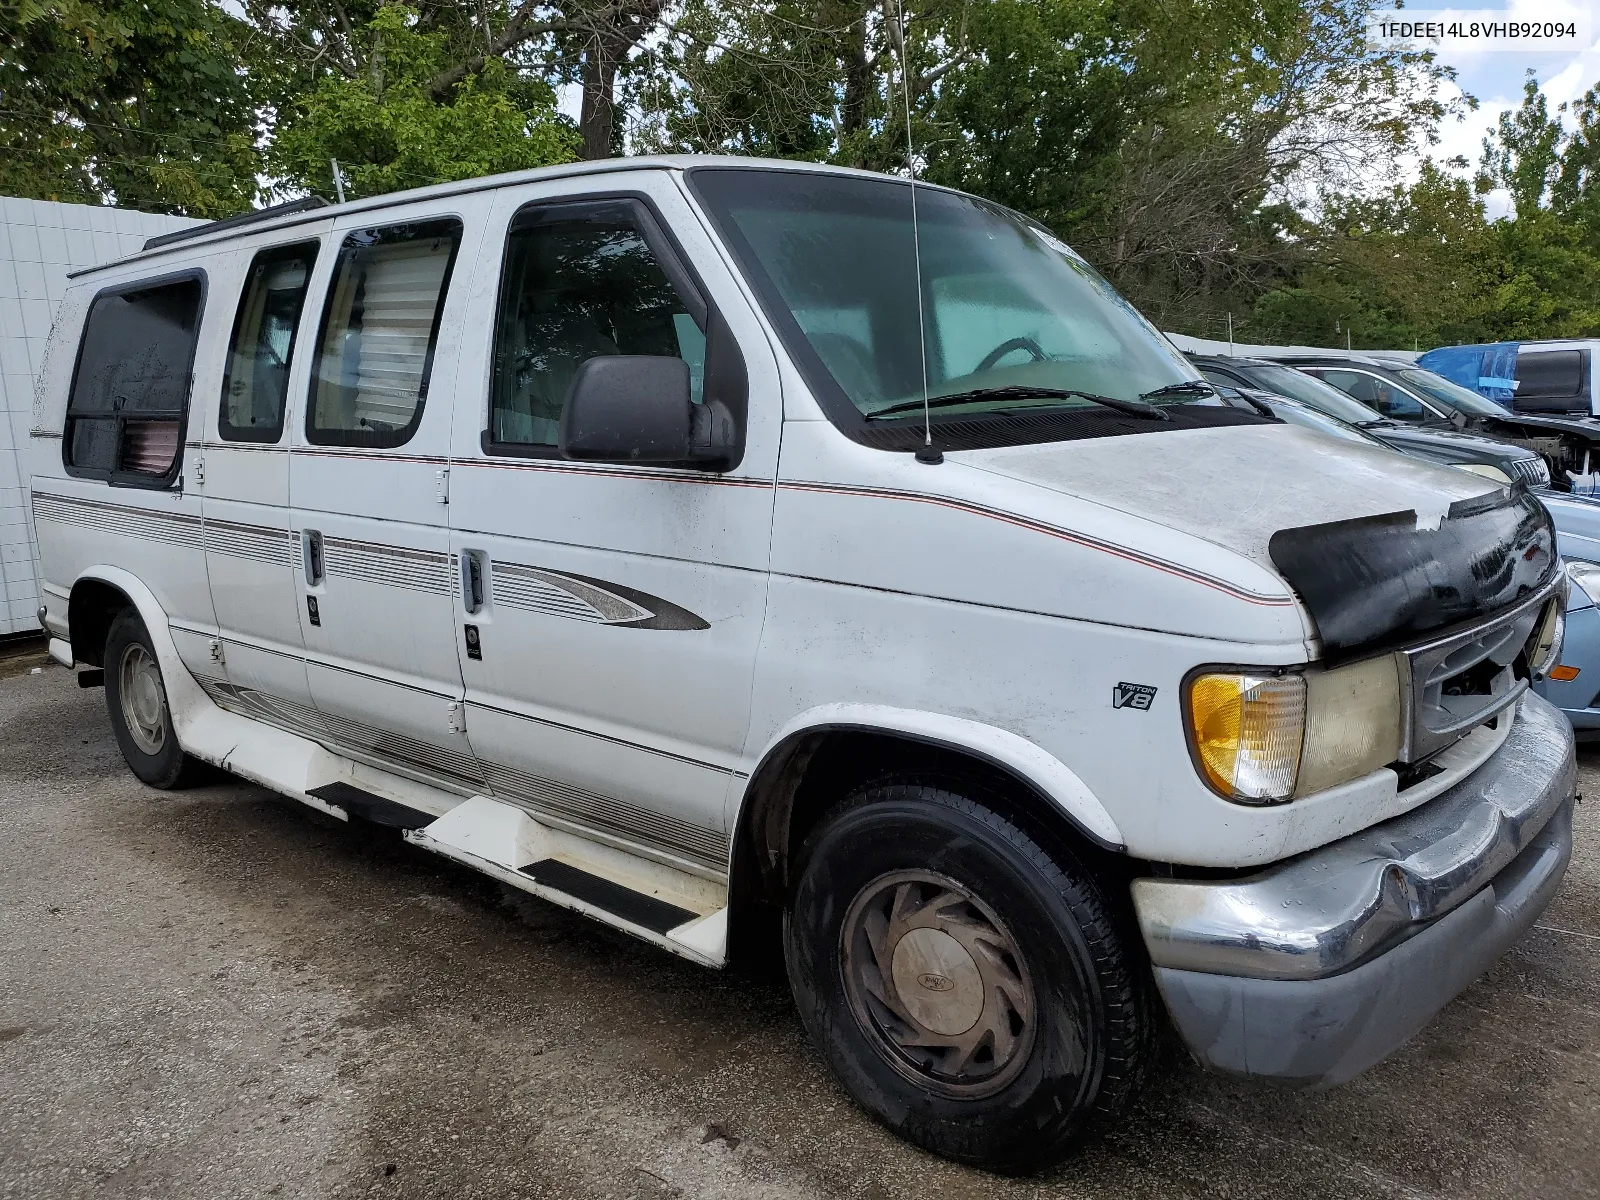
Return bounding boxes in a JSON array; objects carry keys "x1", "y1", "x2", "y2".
[
  {"x1": 308, "y1": 781, "x2": 434, "y2": 830},
  {"x1": 518, "y1": 858, "x2": 697, "y2": 935},
  {"x1": 406, "y1": 795, "x2": 730, "y2": 966}
]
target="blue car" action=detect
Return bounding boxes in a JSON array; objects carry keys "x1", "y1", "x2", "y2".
[{"x1": 1536, "y1": 492, "x2": 1600, "y2": 735}]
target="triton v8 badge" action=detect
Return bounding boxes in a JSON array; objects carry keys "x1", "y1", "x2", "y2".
[{"x1": 1112, "y1": 683, "x2": 1157, "y2": 710}]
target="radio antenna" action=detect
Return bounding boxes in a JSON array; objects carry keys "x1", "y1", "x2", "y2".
[{"x1": 893, "y1": 0, "x2": 940, "y2": 465}]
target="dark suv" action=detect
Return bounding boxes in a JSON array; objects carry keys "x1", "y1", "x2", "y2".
[
  {"x1": 1189, "y1": 355, "x2": 1552, "y2": 487},
  {"x1": 1275, "y1": 353, "x2": 1600, "y2": 491}
]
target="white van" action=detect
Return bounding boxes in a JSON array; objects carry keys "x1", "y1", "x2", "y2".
[{"x1": 29, "y1": 159, "x2": 1577, "y2": 1171}]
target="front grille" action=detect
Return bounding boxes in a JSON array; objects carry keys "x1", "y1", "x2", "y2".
[
  {"x1": 1510, "y1": 456, "x2": 1552, "y2": 486},
  {"x1": 1398, "y1": 585, "x2": 1556, "y2": 762}
]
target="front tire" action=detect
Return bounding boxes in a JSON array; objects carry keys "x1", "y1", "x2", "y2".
[
  {"x1": 103, "y1": 609, "x2": 202, "y2": 789},
  {"x1": 784, "y1": 781, "x2": 1153, "y2": 1172}
]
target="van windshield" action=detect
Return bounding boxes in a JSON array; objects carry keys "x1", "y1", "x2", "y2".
[{"x1": 689, "y1": 168, "x2": 1203, "y2": 425}]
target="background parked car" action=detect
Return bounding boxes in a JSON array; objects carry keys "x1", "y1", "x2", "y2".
[
  {"x1": 1206, "y1": 384, "x2": 1392, "y2": 448},
  {"x1": 1275, "y1": 353, "x2": 1600, "y2": 492},
  {"x1": 1188, "y1": 354, "x2": 1551, "y2": 486},
  {"x1": 1420, "y1": 339, "x2": 1600, "y2": 417},
  {"x1": 1537, "y1": 493, "x2": 1600, "y2": 736}
]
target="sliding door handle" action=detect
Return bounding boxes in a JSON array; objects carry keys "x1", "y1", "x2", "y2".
[
  {"x1": 460, "y1": 549, "x2": 485, "y2": 614},
  {"x1": 302, "y1": 529, "x2": 324, "y2": 586}
]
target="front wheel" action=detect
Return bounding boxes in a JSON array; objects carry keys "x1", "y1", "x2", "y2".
[
  {"x1": 103, "y1": 609, "x2": 204, "y2": 789},
  {"x1": 784, "y1": 781, "x2": 1153, "y2": 1172}
]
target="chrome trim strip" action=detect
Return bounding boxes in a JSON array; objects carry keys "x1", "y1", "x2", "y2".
[{"x1": 1133, "y1": 691, "x2": 1576, "y2": 981}]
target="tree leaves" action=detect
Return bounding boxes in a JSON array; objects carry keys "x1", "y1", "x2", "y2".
[
  {"x1": 263, "y1": 6, "x2": 579, "y2": 200},
  {"x1": 0, "y1": 0, "x2": 262, "y2": 216}
]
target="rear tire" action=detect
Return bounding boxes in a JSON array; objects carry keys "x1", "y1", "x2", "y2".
[
  {"x1": 784, "y1": 780, "x2": 1153, "y2": 1172},
  {"x1": 103, "y1": 609, "x2": 204, "y2": 789}
]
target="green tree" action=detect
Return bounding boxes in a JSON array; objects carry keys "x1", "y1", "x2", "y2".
[
  {"x1": 0, "y1": 0, "x2": 262, "y2": 216},
  {"x1": 1252, "y1": 162, "x2": 1498, "y2": 347},
  {"x1": 264, "y1": 5, "x2": 579, "y2": 200},
  {"x1": 1479, "y1": 70, "x2": 1565, "y2": 217},
  {"x1": 244, "y1": 0, "x2": 674, "y2": 166}
]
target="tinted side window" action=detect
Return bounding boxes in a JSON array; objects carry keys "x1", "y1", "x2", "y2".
[
  {"x1": 489, "y1": 205, "x2": 705, "y2": 449},
  {"x1": 220, "y1": 242, "x2": 318, "y2": 443},
  {"x1": 1517, "y1": 350, "x2": 1585, "y2": 398},
  {"x1": 1312, "y1": 368, "x2": 1423, "y2": 420},
  {"x1": 308, "y1": 219, "x2": 461, "y2": 448},
  {"x1": 1314, "y1": 369, "x2": 1376, "y2": 404},
  {"x1": 1198, "y1": 367, "x2": 1248, "y2": 390},
  {"x1": 66, "y1": 274, "x2": 203, "y2": 486}
]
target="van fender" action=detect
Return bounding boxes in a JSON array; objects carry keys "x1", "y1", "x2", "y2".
[
  {"x1": 738, "y1": 703, "x2": 1125, "y2": 850},
  {"x1": 70, "y1": 566, "x2": 215, "y2": 748}
]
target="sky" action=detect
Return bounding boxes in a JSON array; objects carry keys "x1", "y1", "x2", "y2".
[{"x1": 1418, "y1": 0, "x2": 1600, "y2": 214}]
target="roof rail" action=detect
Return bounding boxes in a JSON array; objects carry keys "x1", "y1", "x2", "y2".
[{"x1": 142, "y1": 195, "x2": 333, "y2": 252}]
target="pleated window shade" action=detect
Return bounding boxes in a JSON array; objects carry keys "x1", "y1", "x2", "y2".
[
  {"x1": 119, "y1": 419, "x2": 181, "y2": 474},
  {"x1": 311, "y1": 222, "x2": 460, "y2": 445}
]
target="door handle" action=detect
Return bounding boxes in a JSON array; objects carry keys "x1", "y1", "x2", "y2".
[
  {"x1": 460, "y1": 549, "x2": 485, "y2": 614},
  {"x1": 302, "y1": 529, "x2": 324, "y2": 587}
]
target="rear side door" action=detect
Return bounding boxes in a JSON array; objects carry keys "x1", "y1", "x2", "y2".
[
  {"x1": 288, "y1": 198, "x2": 490, "y2": 793},
  {"x1": 198, "y1": 233, "x2": 326, "y2": 723},
  {"x1": 39, "y1": 269, "x2": 218, "y2": 676},
  {"x1": 442, "y1": 177, "x2": 780, "y2": 876}
]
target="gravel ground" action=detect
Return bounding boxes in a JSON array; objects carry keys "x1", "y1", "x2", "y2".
[{"x1": 0, "y1": 655, "x2": 1596, "y2": 1199}]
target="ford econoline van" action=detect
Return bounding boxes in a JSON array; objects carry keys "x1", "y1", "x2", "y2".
[{"x1": 28, "y1": 159, "x2": 1577, "y2": 1171}]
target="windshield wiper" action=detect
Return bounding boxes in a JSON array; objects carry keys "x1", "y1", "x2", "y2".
[
  {"x1": 865, "y1": 385, "x2": 1170, "y2": 422},
  {"x1": 1140, "y1": 381, "x2": 1216, "y2": 401}
]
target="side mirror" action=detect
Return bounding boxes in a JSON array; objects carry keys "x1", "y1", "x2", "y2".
[{"x1": 558, "y1": 355, "x2": 735, "y2": 467}]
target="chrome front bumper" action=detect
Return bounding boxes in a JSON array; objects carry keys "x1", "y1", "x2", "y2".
[{"x1": 1135, "y1": 691, "x2": 1576, "y2": 1084}]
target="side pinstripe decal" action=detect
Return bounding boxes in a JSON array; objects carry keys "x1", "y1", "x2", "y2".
[
  {"x1": 33, "y1": 492, "x2": 204, "y2": 549},
  {"x1": 318, "y1": 534, "x2": 452, "y2": 595},
  {"x1": 490, "y1": 560, "x2": 711, "y2": 630},
  {"x1": 777, "y1": 479, "x2": 1297, "y2": 607}
]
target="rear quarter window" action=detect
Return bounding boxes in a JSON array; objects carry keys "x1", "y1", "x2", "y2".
[
  {"x1": 1516, "y1": 350, "x2": 1587, "y2": 400},
  {"x1": 65, "y1": 272, "x2": 205, "y2": 487}
]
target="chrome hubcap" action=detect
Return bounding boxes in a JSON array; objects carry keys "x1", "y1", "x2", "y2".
[
  {"x1": 119, "y1": 643, "x2": 167, "y2": 755},
  {"x1": 841, "y1": 870, "x2": 1036, "y2": 1097}
]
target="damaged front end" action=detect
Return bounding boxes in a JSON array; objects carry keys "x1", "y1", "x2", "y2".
[{"x1": 1137, "y1": 483, "x2": 1576, "y2": 1086}]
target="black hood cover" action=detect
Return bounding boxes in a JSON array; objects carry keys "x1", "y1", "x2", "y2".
[{"x1": 1268, "y1": 486, "x2": 1556, "y2": 663}]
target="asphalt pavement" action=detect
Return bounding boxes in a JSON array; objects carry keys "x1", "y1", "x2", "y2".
[{"x1": 0, "y1": 654, "x2": 1596, "y2": 1199}]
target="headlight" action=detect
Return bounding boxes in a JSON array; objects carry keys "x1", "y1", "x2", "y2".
[
  {"x1": 1185, "y1": 656, "x2": 1403, "y2": 804},
  {"x1": 1186, "y1": 673, "x2": 1304, "y2": 803},
  {"x1": 1568, "y1": 560, "x2": 1600, "y2": 609},
  {"x1": 1451, "y1": 463, "x2": 1511, "y2": 483}
]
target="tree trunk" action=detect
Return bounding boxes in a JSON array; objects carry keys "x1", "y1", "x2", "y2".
[
  {"x1": 579, "y1": 39, "x2": 618, "y2": 160},
  {"x1": 575, "y1": 0, "x2": 667, "y2": 160},
  {"x1": 839, "y1": 6, "x2": 871, "y2": 143}
]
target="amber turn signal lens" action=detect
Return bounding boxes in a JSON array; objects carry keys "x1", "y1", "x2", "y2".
[
  {"x1": 1549, "y1": 664, "x2": 1581, "y2": 681},
  {"x1": 1185, "y1": 672, "x2": 1306, "y2": 804}
]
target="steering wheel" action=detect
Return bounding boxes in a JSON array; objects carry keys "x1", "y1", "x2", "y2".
[{"x1": 976, "y1": 336, "x2": 1047, "y2": 372}]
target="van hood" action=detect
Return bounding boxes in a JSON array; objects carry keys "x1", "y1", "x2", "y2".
[{"x1": 960, "y1": 423, "x2": 1557, "y2": 660}]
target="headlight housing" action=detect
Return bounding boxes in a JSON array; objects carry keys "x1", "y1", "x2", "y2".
[
  {"x1": 1527, "y1": 596, "x2": 1565, "y2": 678},
  {"x1": 1567, "y1": 560, "x2": 1600, "y2": 609},
  {"x1": 1184, "y1": 656, "x2": 1403, "y2": 805}
]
